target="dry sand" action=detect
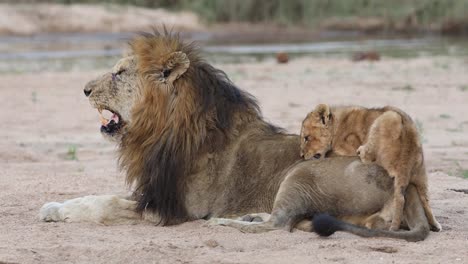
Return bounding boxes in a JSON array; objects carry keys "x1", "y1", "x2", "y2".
[{"x1": 1, "y1": 56, "x2": 468, "y2": 263}]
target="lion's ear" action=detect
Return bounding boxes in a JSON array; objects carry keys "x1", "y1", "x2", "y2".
[
  {"x1": 160, "y1": 51, "x2": 190, "y2": 84},
  {"x1": 315, "y1": 104, "x2": 332, "y2": 126}
]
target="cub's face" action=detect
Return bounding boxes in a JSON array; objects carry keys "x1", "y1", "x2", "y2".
[
  {"x1": 300, "y1": 112, "x2": 333, "y2": 160},
  {"x1": 83, "y1": 56, "x2": 140, "y2": 142}
]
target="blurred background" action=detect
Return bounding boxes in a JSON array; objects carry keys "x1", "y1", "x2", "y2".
[
  {"x1": 1, "y1": 0, "x2": 467, "y2": 73},
  {"x1": 1, "y1": 3, "x2": 468, "y2": 261}
]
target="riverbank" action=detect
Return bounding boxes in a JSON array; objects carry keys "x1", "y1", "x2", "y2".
[
  {"x1": 0, "y1": 3, "x2": 202, "y2": 36},
  {"x1": 1, "y1": 3, "x2": 467, "y2": 37}
]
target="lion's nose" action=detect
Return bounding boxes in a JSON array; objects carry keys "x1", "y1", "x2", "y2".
[
  {"x1": 313, "y1": 153, "x2": 322, "y2": 159},
  {"x1": 84, "y1": 89, "x2": 91, "y2": 97},
  {"x1": 84, "y1": 83, "x2": 93, "y2": 97}
]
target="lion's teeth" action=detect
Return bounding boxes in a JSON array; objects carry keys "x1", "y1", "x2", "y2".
[
  {"x1": 100, "y1": 116, "x2": 109, "y2": 126},
  {"x1": 98, "y1": 110, "x2": 110, "y2": 126}
]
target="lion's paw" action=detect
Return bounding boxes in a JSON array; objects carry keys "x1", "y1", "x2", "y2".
[
  {"x1": 238, "y1": 213, "x2": 270, "y2": 222},
  {"x1": 39, "y1": 195, "x2": 142, "y2": 224},
  {"x1": 39, "y1": 202, "x2": 66, "y2": 222},
  {"x1": 431, "y1": 221, "x2": 442, "y2": 232}
]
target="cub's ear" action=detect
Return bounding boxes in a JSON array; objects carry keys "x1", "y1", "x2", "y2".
[
  {"x1": 315, "y1": 104, "x2": 332, "y2": 126},
  {"x1": 160, "y1": 51, "x2": 190, "y2": 84}
]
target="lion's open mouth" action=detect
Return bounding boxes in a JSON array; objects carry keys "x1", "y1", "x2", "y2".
[{"x1": 98, "y1": 108, "x2": 124, "y2": 135}]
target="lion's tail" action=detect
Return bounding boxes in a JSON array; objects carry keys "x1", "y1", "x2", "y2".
[{"x1": 312, "y1": 214, "x2": 429, "y2": 242}]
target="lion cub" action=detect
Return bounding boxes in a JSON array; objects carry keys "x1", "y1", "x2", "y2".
[{"x1": 300, "y1": 104, "x2": 441, "y2": 232}]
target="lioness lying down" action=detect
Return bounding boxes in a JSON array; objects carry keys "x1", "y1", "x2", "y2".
[
  {"x1": 39, "y1": 30, "x2": 433, "y2": 242},
  {"x1": 300, "y1": 104, "x2": 441, "y2": 232}
]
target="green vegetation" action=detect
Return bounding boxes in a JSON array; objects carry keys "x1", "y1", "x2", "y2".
[
  {"x1": 31, "y1": 91, "x2": 38, "y2": 103},
  {"x1": 66, "y1": 144, "x2": 78, "y2": 160},
  {"x1": 182, "y1": 0, "x2": 468, "y2": 27},
  {"x1": 459, "y1": 85, "x2": 468, "y2": 92},
  {"x1": 439, "y1": 113, "x2": 451, "y2": 119},
  {"x1": 462, "y1": 170, "x2": 468, "y2": 179},
  {"x1": 392, "y1": 84, "x2": 415, "y2": 92},
  {"x1": 453, "y1": 161, "x2": 468, "y2": 179},
  {"x1": 16, "y1": 0, "x2": 468, "y2": 29},
  {"x1": 446, "y1": 123, "x2": 464, "y2": 132}
]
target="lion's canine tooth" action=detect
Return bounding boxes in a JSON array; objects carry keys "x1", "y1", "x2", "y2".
[{"x1": 98, "y1": 108, "x2": 109, "y2": 126}]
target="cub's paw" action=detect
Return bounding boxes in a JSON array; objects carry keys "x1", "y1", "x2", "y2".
[
  {"x1": 389, "y1": 222, "x2": 401, "y2": 231},
  {"x1": 430, "y1": 221, "x2": 442, "y2": 232},
  {"x1": 357, "y1": 145, "x2": 376, "y2": 164}
]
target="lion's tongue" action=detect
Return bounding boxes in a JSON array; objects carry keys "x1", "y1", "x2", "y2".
[{"x1": 111, "y1": 113, "x2": 119, "y2": 123}]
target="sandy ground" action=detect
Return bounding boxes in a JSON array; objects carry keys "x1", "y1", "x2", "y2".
[{"x1": 1, "y1": 56, "x2": 468, "y2": 263}]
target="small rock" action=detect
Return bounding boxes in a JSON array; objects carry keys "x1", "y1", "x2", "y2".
[
  {"x1": 204, "y1": 239, "x2": 219, "y2": 248},
  {"x1": 352, "y1": 51, "x2": 380, "y2": 62},
  {"x1": 276, "y1": 52, "x2": 289, "y2": 64},
  {"x1": 167, "y1": 243, "x2": 178, "y2": 249}
]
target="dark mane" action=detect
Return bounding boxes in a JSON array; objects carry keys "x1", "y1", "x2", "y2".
[{"x1": 119, "y1": 29, "x2": 266, "y2": 225}]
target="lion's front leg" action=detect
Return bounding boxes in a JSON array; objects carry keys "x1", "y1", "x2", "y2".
[{"x1": 39, "y1": 195, "x2": 143, "y2": 225}]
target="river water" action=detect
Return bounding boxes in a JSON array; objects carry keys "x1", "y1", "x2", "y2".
[{"x1": 1, "y1": 32, "x2": 467, "y2": 73}]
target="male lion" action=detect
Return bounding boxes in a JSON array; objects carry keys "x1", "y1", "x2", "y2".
[
  {"x1": 300, "y1": 104, "x2": 441, "y2": 232},
  {"x1": 40, "y1": 30, "x2": 432, "y2": 241}
]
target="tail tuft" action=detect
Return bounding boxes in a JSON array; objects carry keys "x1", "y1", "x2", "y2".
[{"x1": 312, "y1": 214, "x2": 342, "y2": 237}]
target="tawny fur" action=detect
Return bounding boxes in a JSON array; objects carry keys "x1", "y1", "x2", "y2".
[
  {"x1": 121, "y1": 31, "x2": 263, "y2": 224},
  {"x1": 206, "y1": 158, "x2": 430, "y2": 242},
  {"x1": 300, "y1": 104, "x2": 441, "y2": 231}
]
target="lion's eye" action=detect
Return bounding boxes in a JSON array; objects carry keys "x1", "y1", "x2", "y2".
[
  {"x1": 112, "y1": 69, "x2": 126, "y2": 81},
  {"x1": 304, "y1": 136, "x2": 310, "y2": 142},
  {"x1": 162, "y1": 69, "x2": 171, "y2": 78}
]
